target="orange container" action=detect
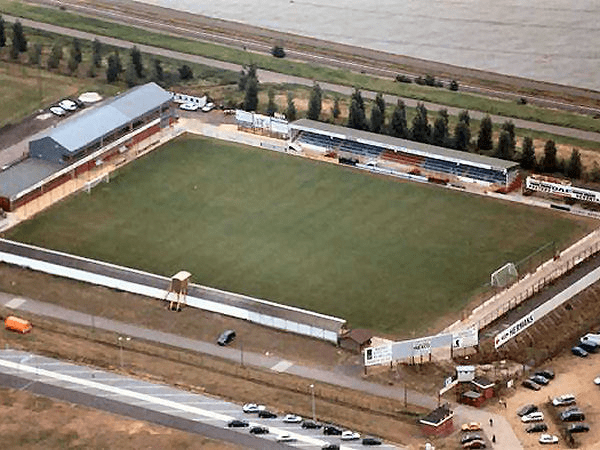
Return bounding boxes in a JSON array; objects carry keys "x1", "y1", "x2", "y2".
[{"x1": 4, "y1": 316, "x2": 32, "y2": 334}]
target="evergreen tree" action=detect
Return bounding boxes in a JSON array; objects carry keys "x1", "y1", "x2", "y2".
[
  {"x1": 266, "y1": 88, "x2": 277, "y2": 116},
  {"x1": 286, "y1": 92, "x2": 297, "y2": 122},
  {"x1": 374, "y1": 92, "x2": 386, "y2": 118},
  {"x1": 130, "y1": 45, "x2": 144, "y2": 78},
  {"x1": 12, "y1": 20, "x2": 27, "y2": 53},
  {"x1": 28, "y1": 42, "x2": 42, "y2": 66},
  {"x1": 566, "y1": 148, "x2": 583, "y2": 179},
  {"x1": 0, "y1": 15, "x2": 6, "y2": 48},
  {"x1": 125, "y1": 62, "x2": 137, "y2": 87},
  {"x1": 151, "y1": 58, "x2": 164, "y2": 82},
  {"x1": 501, "y1": 120, "x2": 516, "y2": 155},
  {"x1": 67, "y1": 52, "x2": 79, "y2": 73},
  {"x1": 590, "y1": 162, "x2": 600, "y2": 183},
  {"x1": 477, "y1": 115, "x2": 493, "y2": 151},
  {"x1": 389, "y1": 100, "x2": 408, "y2": 138},
  {"x1": 458, "y1": 109, "x2": 470, "y2": 127},
  {"x1": 495, "y1": 130, "x2": 512, "y2": 160},
  {"x1": 541, "y1": 140, "x2": 558, "y2": 173},
  {"x1": 243, "y1": 75, "x2": 259, "y2": 111},
  {"x1": 347, "y1": 97, "x2": 367, "y2": 130},
  {"x1": 520, "y1": 136, "x2": 536, "y2": 170},
  {"x1": 431, "y1": 109, "x2": 449, "y2": 147},
  {"x1": 332, "y1": 96, "x2": 340, "y2": 119},
  {"x1": 92, "y1": 38, "x2": 102, "y2": 68},
  {"x1": 351, "y1": 88, "x2": 365, "y2": 114},
  {"x1": 410, "y1": 102, "x2": 430, "y2": 143},
  {"x1": 106, "y1": 53, "x2": 120, "y2": 82},
  {"x1": 307, "y1": 82, "x2": 322, "y2": 120},
  {"x1": 71, "y1": 38, "x2": 82, "y2": 63},
  {"x1": 46, "y1": 42, "x2": 63, "y2": 69},
  {"x1": 112, "y1": 51, "x2": 123, "y2": 74},
  {"x1": 178, "y1": 64, "x2": 193, "y2": 80},
  {"x1": 453, "y1": 121, "x2": 471, "y2": 151},
  {"x1": 370, "y1": 103, "x2": 384, "y2": 134}
]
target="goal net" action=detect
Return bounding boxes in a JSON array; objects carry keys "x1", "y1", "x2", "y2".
[{"x1": 491, "y1": 262, "x2": 518, "y2": 288}]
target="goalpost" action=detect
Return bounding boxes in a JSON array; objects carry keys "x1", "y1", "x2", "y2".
[
  {"x1": 84, "y1": 173, "x2": 110, "y2": 194},
  {"x1": 491, "y1": 262, "x2": 518, "y2": 288}
]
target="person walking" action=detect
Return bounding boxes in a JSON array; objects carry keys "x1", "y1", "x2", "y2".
[
  {"x1": 492, "y1": 434, "x2": 496, "y2": 443},
  {"x1": 489, "y1": 418, "x2": 493, "y2": 427}
]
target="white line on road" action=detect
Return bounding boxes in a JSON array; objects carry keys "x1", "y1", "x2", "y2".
[
  {"x1": 271, "y1": 360, "x2": 294, "y2": 372},
  {"x1": 5, "y1": 297, "x2": 26, "y2": 309}
]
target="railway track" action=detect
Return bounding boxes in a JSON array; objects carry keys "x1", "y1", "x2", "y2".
[{"x1": 23, "y1": 0, "x2": 600, "y2": 115}]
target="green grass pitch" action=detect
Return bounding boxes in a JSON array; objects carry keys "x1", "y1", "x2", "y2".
[{"x1": 6, "y1": 135, "x2": 593, "y2": 335}]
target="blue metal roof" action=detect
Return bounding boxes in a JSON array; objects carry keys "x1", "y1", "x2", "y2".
[{"x1": 39, "y1": 83, "x2": 171, "y2": 155}]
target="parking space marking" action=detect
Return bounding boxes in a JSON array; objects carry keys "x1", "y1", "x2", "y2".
[
  {"x1": 271, "y1": 360, "x2": 294, "y2": 373},
  {"x1": 5, "y1": 297, "x2": 26, "y2": 309}
]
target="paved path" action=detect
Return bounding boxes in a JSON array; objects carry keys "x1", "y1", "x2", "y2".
[
  {"x1": 0, "y1": 291, "x2": 522, "y2": 448},
  {"x1": 4, "y1": 15, "x2": 600, "y2": 145}
]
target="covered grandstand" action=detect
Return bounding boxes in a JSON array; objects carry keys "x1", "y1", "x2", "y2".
[
  {"x1": 289, "y1": 119, "x2": 520, "y2": 188},
  {"x1": 0, "y1": 83, "x2": 174, "y2": 212}
]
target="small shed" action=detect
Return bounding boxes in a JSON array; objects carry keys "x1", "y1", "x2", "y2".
[
  {"x1": 460, "y1": 390, "x2": 485, "y2": 408},
  {"x1": 419, "y1": 403, "x2": 454, "y2": 437},
  {"x1": 339, "y1": 328, "x2": 373, "y2": 353},
  {"x1": 456, "y1": 365, "x2": 475, "y2": 382},
  {"x1": 472, "y1": 376, "x2": 495, "y2": 399}
]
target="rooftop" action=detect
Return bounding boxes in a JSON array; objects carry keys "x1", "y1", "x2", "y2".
[{"x1": 0, "y1": 158, "x2": 62, "y2": 199}]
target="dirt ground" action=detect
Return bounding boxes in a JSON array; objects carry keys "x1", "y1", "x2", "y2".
[
  {"x1": 0, "y1": 386, "x2": 241, "y2": 450},
  {"x1": 492, "y1": 349, "x2": 600, "y2": 450}
]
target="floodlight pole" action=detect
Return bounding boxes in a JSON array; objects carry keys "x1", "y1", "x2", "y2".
[{"x1": 118, "y1": 336, "x2": 131, "y2": 368}]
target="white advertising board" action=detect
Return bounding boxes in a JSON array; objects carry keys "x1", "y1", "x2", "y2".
[
  {"x1": 235, "y1": 110, "x2": 253, "y2": 124},
  {"x1": 494, "y1": 312, "x2": 535, "y2": 349},
  {"x1": 452, "y1": 327, "x2": 479, "y2": 348},
  {"x1": 363, "y1": 345, "x2": 392, "y2": 366},
  {"x1": 391, "y1": 333, "x2": 453, "y2": 360}
]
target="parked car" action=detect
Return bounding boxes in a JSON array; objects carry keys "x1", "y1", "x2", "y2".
[
  {"x1": 461, "y1": 422, "x2": 482, "y2": 432},
  {"x1": 249, "y1": 426, "x2": 269, "y2": 434},
  {"x1": 462, "y1": 440, "x2": 486, "y2": 449},
  {"x1": 568, "y1": 423, "x2": 590, "y2": 433},
  {"x1": 461, "y1": 433, "x2": 483, "y2": 443},
  {"x1": 535, "y1": 369, "x2": 555, "y2": 380},
  {"x1": 258, "y1": 410, "x2": 277, "y2": 419},
  {"x1": 522, "y1": 411, "x2": 544, "y2": 423},
  {"x1": 59, "y1": 99, "x2": 78, "y2": 111},
  {"x1": 517, "y1": 404, "x2": 538, "y2": 416},
  {"x1": 50, "y1": 106, "x2": 66, "y2": 116},
  {"x1": 522, "y1": 379, "x2": 541, "y2": 391},
  {"x1": 560, "y1": 410, "x2": 585, "y2": 422},
  {"x1": 323, "y1": 425, "x2": 342, "y2": 435},
  {"x1": 572, "y1": 346, "x2": 589, "y2": 357},
  {"x1": 276, "y1": 433, "x2": 296, "y2": 442},
  {"x1": 594, "y1": 376, "x2": 600, "y2": 385},
  {"x1": 202, "y1": 102, "x2": 215, "y2": 112},
  {"x1": 180, "y1": 102, "x2": 199, "y2": 111},
  {"x1": 283, "y1": 414, "x2": 302, "y2": 423},
  {"x1": 227, "y1": 419, "x2": 249, "y2": 428},
  {"x1": 552, "y1": 394, "x2": 575, "y2": 407},
  {"x1": 526, "y1": 423, "x2": 548, "y2": 433},
  {"x1": 539, "y1": 434, "x2": 559, "y2": 444},
  {"x1": 579, "y1": 341, "x2": 599, "y2": 353},
  {"x1": 341, "y1": 430, "x2": 360, "y2": 440},
  {"x1": 529, "y1": 374, "x2": 550, "y2": 386},
  {"x1": 242, "y1": 403, "x2": 266, "y2": 413},
  {"x1": 362, "y1": 437, "x2": 382, "y2": 445},
  {"x1": 301, "y1": 420, "x2": 322, "y2": 429},
  {"x1": 321, "y1": 444, "x2": 339, "y2": 450},
  {"x1": 217, "y1": 329, "x2": 236, "y2": 346}
]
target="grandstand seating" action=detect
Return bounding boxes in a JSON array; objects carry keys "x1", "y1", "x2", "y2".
[{"x1": 294, "y1": 131, "x2": 508, "y2": 186}]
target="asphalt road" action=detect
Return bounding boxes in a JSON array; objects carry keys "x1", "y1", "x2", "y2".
[{"x1": 4, "y1": 15, "x2": 600, "y2": 145}]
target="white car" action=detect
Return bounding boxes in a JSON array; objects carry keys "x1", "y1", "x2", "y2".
[
  {"x1": 58, "y1": 99, "x2": 77, "y2": 111},
  {"x1": 282, "y1": 414, "x2": 302, "y2": 423},
  {"x1": 340, "y1": 430, "x2": 361, "y2": 440},
  {"x1": 49, "y1": 106, "x2": 66, "y2": 116},
  {"x1": 552, "y1": 394, "x2": 575, "y2": 406},
  {"x1": 594, "y1": 376, "x2": 600, "y2": 385},
  {"x1": 201, "y1": 102, "x2": 215, "y2": 112},
  {"x1": 242, "y1": 403, "x2": 266, "y2": 413},
  {"x1": 180, "y1": 102, "x2": 199, "y2": 111},
  {"x1": 276, "y1": 433, "x2": 296, "y2": 442},
  {"x1": 521, "y1": 411, "x2": 544, "y2": 423},
  {"x1": 539, "y1": 434, "x2": 559, "y2": 444}
]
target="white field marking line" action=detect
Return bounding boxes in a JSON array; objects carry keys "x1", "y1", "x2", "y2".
[
  {"x1": 5, "y1": 297, "x2": 26, "y2": 309},
  {"x1": 0, "y1": 359, "x2": 341, "y2": 448},
  {"x1": 270, "y1": 360, "x2": 294, "y2": 372}
]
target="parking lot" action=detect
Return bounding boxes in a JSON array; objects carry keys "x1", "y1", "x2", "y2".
[
  {"x1": 0, "y1": 350, "x2": 397, "y2": 450},
  {"x1": 500, "y1": 346, "x2": 600, "y2": 449}
]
